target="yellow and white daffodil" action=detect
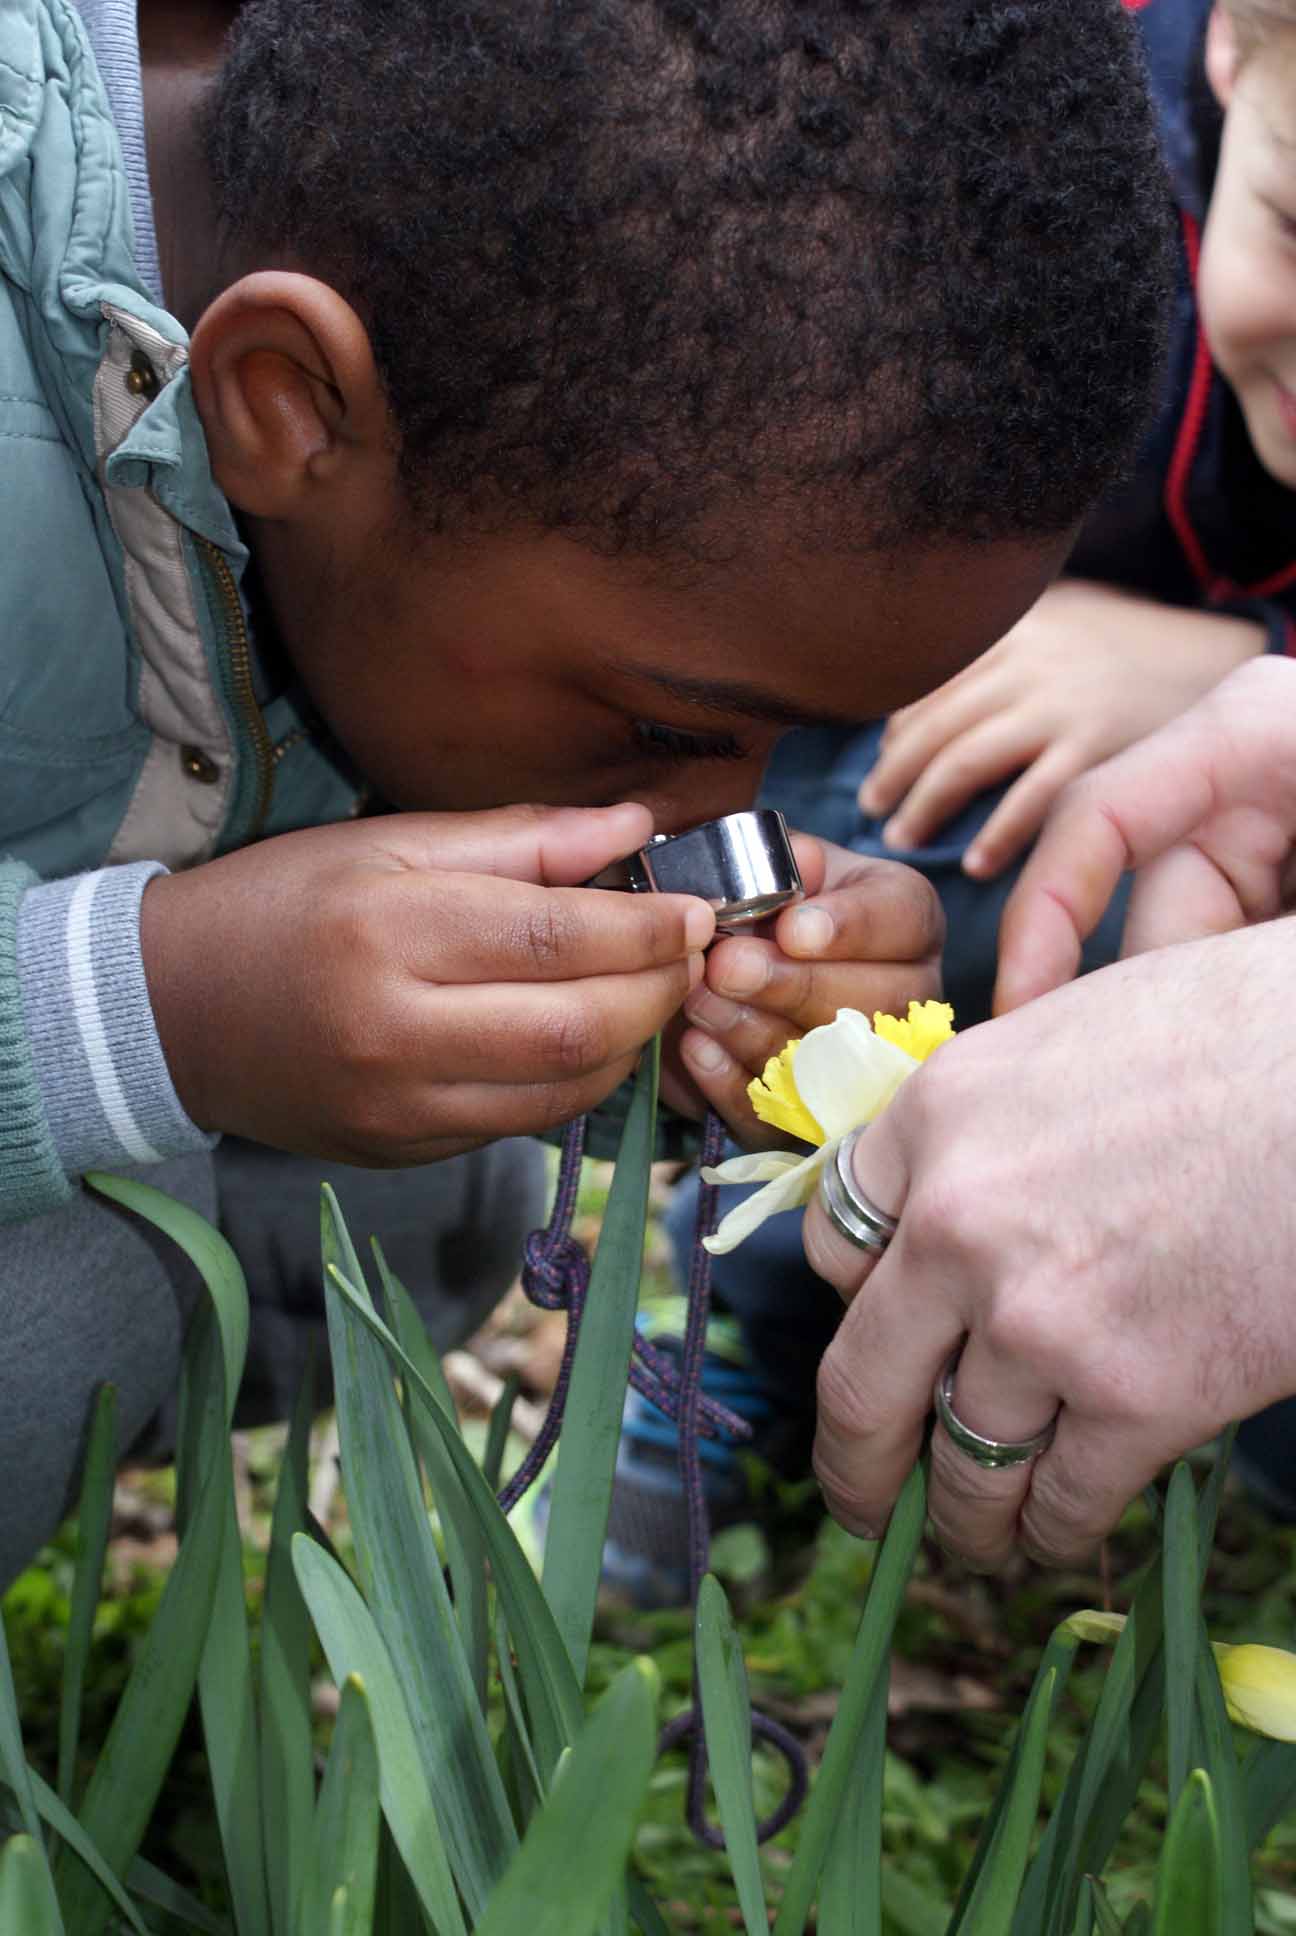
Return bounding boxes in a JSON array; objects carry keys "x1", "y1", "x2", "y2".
[
  {"x1": 1064, "y1": 1611, "x2": 1296, "y2": 1742},
  {"x1": 701, "y1": 1000, "x2": 954, "y2": 1255}
]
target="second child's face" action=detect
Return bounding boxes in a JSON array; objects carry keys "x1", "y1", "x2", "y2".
[{"x1": 1200, "y1": 10, "x2": 1296, "y2": 487}]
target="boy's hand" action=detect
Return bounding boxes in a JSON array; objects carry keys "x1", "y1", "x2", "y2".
[
  {"x1": 665, "y1": 835, "x2": 943, "y2": 1140},
  {"x1": 858, "y1": 580, "x2": 1264, "y2": 878},
  {"x1": 141, "y1": 803, "x2": 714, "y2": 1162}
]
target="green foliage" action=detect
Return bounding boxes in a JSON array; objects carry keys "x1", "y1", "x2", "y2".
[{"x1": 0, "y1": 1083, "x2": 1292, "y2": 1932}]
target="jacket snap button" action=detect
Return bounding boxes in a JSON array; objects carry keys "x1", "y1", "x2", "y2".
[
  {"x1": 180, "y1": 745, "x2": 221, "y2": 785},
  {"x1": 125, "y1": 353, "x2": 160, "y2": 401}
]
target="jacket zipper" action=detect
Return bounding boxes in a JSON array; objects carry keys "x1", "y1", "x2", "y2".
[{"x1": 194, "y1": 534, "x2": 276, "y2": 841}]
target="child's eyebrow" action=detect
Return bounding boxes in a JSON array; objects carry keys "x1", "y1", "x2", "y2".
[{"x1": 616, "y1": 661, "x2": 862, "y2": 732}]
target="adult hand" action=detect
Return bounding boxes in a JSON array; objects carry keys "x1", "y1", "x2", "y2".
[
  {"x1": 664, "y1": 836, "x2": 944, "y2": 1140},
  {"x1": 857, "y1": 580, "x2": 1264, "y2": 878},
  {"x1": 996, "y1": 655, "x2": 1296, "y2": 1013},
  {"x1": 803, "y1": 918, "x2": 1296, "y2": 1569},
  {"x1": 142, "y1": 802, "x2": 713, "y2": 1162}
]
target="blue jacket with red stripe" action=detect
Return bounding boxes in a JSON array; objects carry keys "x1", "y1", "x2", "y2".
[{"x1": 1069, "y1": 0, "x2": 1296, "y2": 651}]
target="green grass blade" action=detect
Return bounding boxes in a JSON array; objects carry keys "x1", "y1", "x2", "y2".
[
  {"x1": 817, "y1": 1647, "x2": 887, "y2": 1936},
  {"x1": 1241, "y1": 1737, "x2": 1296, "y2": 1849},
  {"x1": 475, "y1": 1659, "x2": 658, "y2": 1936},
  {"x1": 82, "y1": 1175, "x2": 270, "y2": 1934},
  {"x1": 695, "y1": 1575, "x2": 767, "y2": 1936},
  {"x1": 494, "y1": 1609, "x2": 546, "y2": 1822},
  {"x1": 960, "y1": 1668, "x2": 1057, "y2": 1936},
  {"x1": 320, "y1": 1256, "x2": 585, "y2": 1779},
  {"x1": 86, "y1": 1174, "x2": 248, "y2": 1436},
  {"x1": 878, "y1": 1867, "x2": 949, "y2": 1936},
  {"x1": 292, "y1": 1534, "x2": 467, "y2": 1936},
  {"x1": 627, "y1": 1874, "x2": 672, "y2": 1936},
  {"x1": 375, "y1": 1248, "x2": 492, "y2": 1711},
  {"x1": 541, "y1": 1044, "x2": 659, "y2": 1682},
  {"x1": 0, "y1": 1836, "x2": 65, "y2": 1933},
  {"x1": 12, "y1": 1766, "x2": 150, "y2": 1935},
  {"x1": 1192, "y1": 1637, "x2": 1253, "y2": 1933},
  {"x1": 1070, "y1": 1877, "x2": 1096, "y2": 1936},
  {"x1": 954, "y1": 1628, "x2": 1078, "y2": 1936},
  {"x1": 375, "y1": 1823, "x2": 435, "y2": 1936},
  {"x1": 772, "y1": 1460, "x2": 926, "y2": 1936},
  {"x1": 127, "y1": 1852, "x2": 232, "y2": 1935},
  {"x1": 259, "y1": 1367, "x2": 317, "y2": 1936},
  {"x1": 321, "y1": 1185, "x2": 515, "y2": 1913},
  {"x1": 1087, "y1": 1878, "x2": 1124, "y2": 1936},
  {"x1": 1152, "y1": 1769, "x2": 1221, "y2": 1936},
  {"x1": 1163, "y1": 1464, "x2": 1200, "y2": 1816},
  {"x1": 0, "y1": 1601, "x2": 43, "y2": 1846},
  {"x1": 484, "y1": 1376, "x2": 521, "y2": 1490},
  {"x1": 57, "y1": 1382, "x2": 117, "y2": 1812},
  {"x1": 298, "y1": 1677, "x2": 381, "y2": 1936}
]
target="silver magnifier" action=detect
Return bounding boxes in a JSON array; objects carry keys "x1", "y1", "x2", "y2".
[{"x1": 589, "y1": 807, "x2": 803, "y2": 930}]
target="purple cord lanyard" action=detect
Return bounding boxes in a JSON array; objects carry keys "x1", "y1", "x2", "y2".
[{"x1": 505, "y1": 1110, "x2": 809, "y2": 1847}]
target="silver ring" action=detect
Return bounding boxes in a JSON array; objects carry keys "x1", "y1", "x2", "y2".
[
  {"x1": 818, "y1": 1127, "x2": 899, "y2": 1255},
  {"x1": 933, "y1": 1355, "x2": 1058, "y2": 1470}
]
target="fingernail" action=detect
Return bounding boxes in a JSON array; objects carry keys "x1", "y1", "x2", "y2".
[
  {"x1": 786, "y1": 905, "x2": 834, "y2": 956},
  {"x1": 683, "y1": 1029, "x2": 727, "y2": 1074},
  {"x1": 684, "y1": 902, "x2": 717, "y2": 950},
  {"x1": 711, "y1": 943, "x2": 769, "y2": 997},
  {"x1": 963, "y1": 846, "x2": 988, "y2": 878},
  {"x1": 881, "y1": 818, "x2": 906, "y2": 850},
  {"x1": 858, "y1": 784, "x2": 881, "y2": 814},
  {"x1": 684, "y1": 987, "x2": 747, "y2": 1032}
]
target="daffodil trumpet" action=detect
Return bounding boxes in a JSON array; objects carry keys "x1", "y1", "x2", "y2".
[{"x1": 701, "y1": 1000, "x2": 954, "y2": 1255}]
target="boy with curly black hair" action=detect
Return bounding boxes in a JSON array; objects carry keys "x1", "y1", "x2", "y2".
[{"x1": 0, "y1": 0, "x2": 1170, "y2": 1580}]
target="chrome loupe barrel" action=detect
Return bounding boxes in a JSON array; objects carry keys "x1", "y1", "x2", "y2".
[{"x1": 593, "y1": 808, "x2": 803, "y2": 928}]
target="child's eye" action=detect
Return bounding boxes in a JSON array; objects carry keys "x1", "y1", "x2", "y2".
[{"x1": 631, "y1": 719, "x2": 748, "y2": 763}]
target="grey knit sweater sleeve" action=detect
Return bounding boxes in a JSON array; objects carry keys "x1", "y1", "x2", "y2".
[{"x1": 0, "y1": 860, "x2": 215, "y2": 1224}]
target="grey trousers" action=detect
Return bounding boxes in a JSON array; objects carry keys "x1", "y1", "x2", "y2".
[{"x1": 0, "y1": 1135, "x2": 547, "y2": 1589}]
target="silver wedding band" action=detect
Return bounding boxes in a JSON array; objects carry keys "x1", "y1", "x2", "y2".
[
  {"x1": 818, "y1": 1127, "x2": 899, "y2": 1255},
  {"x1": 933, "y1": 1354, "x2": 1058, "y2": 1470}
]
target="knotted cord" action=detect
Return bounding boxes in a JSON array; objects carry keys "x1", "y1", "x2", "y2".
[{"x1": 501, "y1": 1106, "x2": 811, "y2": 1846}]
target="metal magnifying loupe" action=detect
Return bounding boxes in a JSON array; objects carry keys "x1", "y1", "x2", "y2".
[{"x1": 589, "y1": 807, "x2": 803, "y2": 930}]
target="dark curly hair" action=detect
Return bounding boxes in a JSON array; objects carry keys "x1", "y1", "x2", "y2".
[{"x1": 206, "y1": 0, "x2": 1173, "y2": 557}]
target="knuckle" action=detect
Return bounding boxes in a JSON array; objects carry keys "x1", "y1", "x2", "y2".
[
  {"x1": 1019, "y1": 1465, "x2": 1103, "y2": 1568},
  {"x1": 535, "y1": 999, "x2": 609, "y2": 1078},
  {"x1": 512, "y1": 898, "x2": 579, "y2": 974},
  {"x1": 815, "y1": 1344, "x2": 871, "y2": 1439}
]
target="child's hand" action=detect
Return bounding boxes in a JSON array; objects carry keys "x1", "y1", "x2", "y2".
[
  {"x1": 141, "y1": 803, "x2": 714, "y2": 1162},
  {"x1": 664, "y1": 835, "x2": 944, "y2": 1142},
  {"x1": 857, "y1": 580, "x2": 1265, "y2": 879}
]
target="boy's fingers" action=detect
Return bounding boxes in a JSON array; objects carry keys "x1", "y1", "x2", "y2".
[
  {"x1": 400, "y1": 957, "x2": 704, "y2": 1083},
  {"x1": 676, "y1": 1027, "x2": 790, "y2": 1146},
  {"x1": 388, "y1": 873, "x2": 714, "y2": 983},
  {"x1": 772, "y1": 856, "x2": 945, "y2": 970},
  {"x1": 398, "y1": 801, "x2": 658, "y2": 885},
  {"x1": 686, "y1": 960, "x2": 942, "y2": 1068}
]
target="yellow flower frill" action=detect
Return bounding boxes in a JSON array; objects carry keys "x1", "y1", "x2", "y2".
[
  {"x1": 747, "y1": 1040, "x2": 826, "y2": 1146},
  {"x1": 701, "y1": 1001, "x2": 957, "y2": 1255},
  {"x1": 872, "y1": 1000, "x2": 955, "y2": 1063}
]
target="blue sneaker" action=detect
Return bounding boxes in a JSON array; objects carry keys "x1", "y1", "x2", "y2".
[{"x1": 598, "y1": 1316, "x2": 822, "y2": 1609}]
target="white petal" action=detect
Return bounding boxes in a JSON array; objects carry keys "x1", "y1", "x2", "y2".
[
  {"x1": 793, "y1": 1008, "x2": 918, "y2": 1140},
  {"x1": 701, "y1": 1152, "x2": 805, "y2": 1187},
  {"x1": 702, "y1": 1147, "x2": 828, "y2": 1255}
]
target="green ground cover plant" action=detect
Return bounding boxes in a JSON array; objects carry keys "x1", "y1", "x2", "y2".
[{"x1": 4, "y1": 1045, "x2": 1296, "y2": 1933}]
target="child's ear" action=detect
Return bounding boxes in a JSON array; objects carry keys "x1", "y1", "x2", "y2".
[
  {"x1": 1205, "y1": 5, "x2": 1242, "y2": 110},
  {"x1": 188, "y1": 272, "x2": 388, "y2": 519}
]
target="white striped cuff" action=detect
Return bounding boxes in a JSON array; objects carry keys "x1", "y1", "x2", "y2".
[{"x1": 15, "y1": 864, "x2": 217, "y2": 1180}]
